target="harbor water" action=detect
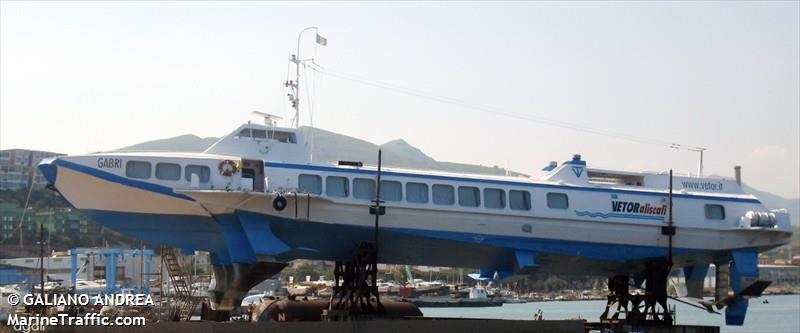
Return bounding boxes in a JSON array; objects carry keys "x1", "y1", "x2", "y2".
[{"x1": 421, "y1": 294, "x2": 800, "y2": 333}]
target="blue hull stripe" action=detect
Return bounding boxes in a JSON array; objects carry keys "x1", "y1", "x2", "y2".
[
  {"x1": 265, "y1": 162, "x2": 760, "y2": 204},
  {"x1": 49, "y1": 159, "x2": 193, "y2": 201},
  {"x1": 63, "y1": 209, "x2": 719, "y2": 274},
  {"x1": 251, "y1": 213, "x2": 700, "y2": 263},
  {"x1": 574, "y1": 210, "x2": 665, "y2": 221}
]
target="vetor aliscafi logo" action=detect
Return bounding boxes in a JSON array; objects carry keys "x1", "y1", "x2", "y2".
[{"x1": 571, "y1": 166, "x2": 584, "y2": 178}]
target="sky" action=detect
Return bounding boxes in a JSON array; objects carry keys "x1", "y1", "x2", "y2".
[{"x1": 1, "y1": 1, "x2": 798, "y2": 198}]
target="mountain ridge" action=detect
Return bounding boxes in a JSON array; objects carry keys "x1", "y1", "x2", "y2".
[{"x1": 117, "y1": 134, "x2": 219, "y2": 153}]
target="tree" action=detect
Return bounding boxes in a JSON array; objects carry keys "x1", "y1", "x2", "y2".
[{"x1": 543, "y1": 275, "x2": 568, "y2": 292}]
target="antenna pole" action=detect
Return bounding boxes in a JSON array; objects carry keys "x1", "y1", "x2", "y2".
[
  {"x1": 288, "y1": 26, "x2": 318, "y2": 128},
  {"x1": 40, "y1": 223, "x2": 45, "y2": 305},
  {"x1": 667, "y1": 169, "x2": 674, "y2": 268},
  {"x1": 688, "y1": 147, "x2": 706, "y2": 177},
  {"x1": 373, "y1": 150, "x2": 383, "y2": 247},
  {"x1": 698, "y1": 149, "x2": 704, "y2": 177},
  {"x1": 661, "y1": 169, "x2": 676, "y2": 271}
]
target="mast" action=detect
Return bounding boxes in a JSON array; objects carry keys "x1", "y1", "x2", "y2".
[
  {"x1": 667, "y1": 170, "x2": 674, "y2": 268},
  {"x1": 286, "y1": 26, "x2": 319, "y2": 129},
  {"x1": 660, "y1": 170, "x2": 676, "y2": 270},
  {"x1": 39, "y1": 223, "x2": 45, "y2": 302},
  {"x1": 286, "y1": 27, "x2": 324, "y2": 162},
  {"x1": 373, "y1": 150, "x2": 383, "y2": 248}
]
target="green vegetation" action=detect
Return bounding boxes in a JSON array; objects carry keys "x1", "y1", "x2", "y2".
[
  {"x1": 0, "y1": 187, "x2": 70, "y2": 210},
  {"x1": 0, "y1": 188, "x2": 153, "y2": 255}
]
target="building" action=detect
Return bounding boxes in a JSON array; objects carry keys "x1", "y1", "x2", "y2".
[
  {"x1": 0, "y1": 265, "x2": 31, "y2": 285},
  {"x1": 673, "y1": 263, "x2": 800, "y2": 290},
  {"x1": 759, "y1": 264, "x2": 800, "y2": 288},
  {"x1": 0, "y1": 203, "x2": 37, "y2": 245},
  {"x1": 0, "y1": 250, "x2": 209, "y2": 293},
  {"x1": 0, "y1": 203, "x2": 95, "y2": 250},
  {"x1": 0, "y1": 251, "x2": 157, "y2": 290},
  {"x1": 0, "y1": 149, "x2": 65, "y2": 190}
]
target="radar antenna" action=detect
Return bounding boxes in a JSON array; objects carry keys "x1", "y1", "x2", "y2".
[{"x1": 251, "y1": 111, "x2": 282, "y2": 128}]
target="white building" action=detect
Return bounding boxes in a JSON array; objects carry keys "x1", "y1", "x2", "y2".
[
  {"x1": 0, "y1": 252, "x2": 158, "y2": 289},
  {"x1": 1, "y1": 149, "x2": 65, "y2": 190}
]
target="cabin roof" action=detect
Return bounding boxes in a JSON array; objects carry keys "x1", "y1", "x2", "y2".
[
  {"x1": 87, "y1": 151, "x2": 240, "y2": 160},
  {"x1": 588, "y1": 167, "x2": 728, "y2": 180}
]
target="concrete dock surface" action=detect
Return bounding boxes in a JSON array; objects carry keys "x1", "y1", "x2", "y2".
[
  {"x1": 38, "y1": 318, "x2": 725, "y2": 333},
  {"x1": 43, "y1": 318, "x2": 585, "y2": 333}
]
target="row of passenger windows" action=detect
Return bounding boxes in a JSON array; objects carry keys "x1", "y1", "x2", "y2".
[
  {"x1": 124, "y1": 163, "x2": 727, "y2": 219},
  {"x1": 298, "y1": 174, "x2": 570, "y2": 210},
  {"x1": 125, "y1": 161, "x2": 211, "y2": 183}
]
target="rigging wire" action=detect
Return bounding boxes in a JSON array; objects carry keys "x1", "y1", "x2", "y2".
[
  {"x1": 306, "y1": 42, "x2": 322, "y2": 161},
  {"x1": 303, "y1": 66, "x2": 314, "y2": 121},
  {"x1": 303, "y1": 65, "x2": 316, "y2": 161},
  {"x1": 312, "y1": 66, "x2": 694, "y2": 152}
]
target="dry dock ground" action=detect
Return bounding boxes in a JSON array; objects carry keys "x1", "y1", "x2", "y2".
[
  {"x1": 42, "y1": 319, "x2": 585, "y2": 333},
  {"x1": 38, "y1": 319, "x2": 724, "y2": 333}
]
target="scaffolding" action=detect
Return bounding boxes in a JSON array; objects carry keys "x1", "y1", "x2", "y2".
[{"x1": 68, "y1": 248, "x2": 153, "y2": 294}]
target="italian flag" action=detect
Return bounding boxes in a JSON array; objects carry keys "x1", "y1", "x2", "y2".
[{"x1": 316, "y1": 34, "x2": 327, "y2": 46}]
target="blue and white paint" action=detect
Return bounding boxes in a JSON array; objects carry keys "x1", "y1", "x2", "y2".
[{"x1": 38, "y1": 121, "x2": 793, "y2": 324}]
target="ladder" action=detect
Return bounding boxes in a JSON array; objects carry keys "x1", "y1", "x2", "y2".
[{"x1": 161, "y1": 247, "x2": 203, "y2": 321}]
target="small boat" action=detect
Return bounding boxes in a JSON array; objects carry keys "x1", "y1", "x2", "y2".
[
  {"x1": 1, "y1": 286, "x2": 22, "y2": 321},
  {"x1": 503, "y1": 297, "x2": 528, "y2": 304}
]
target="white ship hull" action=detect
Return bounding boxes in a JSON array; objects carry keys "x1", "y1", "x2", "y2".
[{"x1": 37, "y1": 121, "x2": 793, "y2": 324}]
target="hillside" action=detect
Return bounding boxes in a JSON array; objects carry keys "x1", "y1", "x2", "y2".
[
  {"x1": 116, "y1": 134, "x2": 219, "y2": 153},
  {"x1": 743, "y1": 184, "x2": 800, "y2": 227},
  {"x1": 114, "y1": 127, "x2": 526, "y2": 177}
]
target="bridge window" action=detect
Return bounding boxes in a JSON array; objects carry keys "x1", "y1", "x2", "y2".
[
  {"x1": 509, "y1": 190, "x2": 532, "y2": 211},
  {"x1": 432, "y1": 184, "x2": 454, "y2": 205},
  {"x1": 275, "y1": 131, "x2": 297, "y2": 143},
  {"x1": 353, "y1": 178, "x2": 375, "y2": 200},
  {"x1": 380, "y1": 180, "x2": 403, "y2": 201},
  {"x1": 185, "y1": 165, "x2": 210, "y2": 183},
  {"x1": 125, "y1": 161, "x2": 151, "y2": 179},
  {"x1": 237, "y1": 128, "x2": 266, "y2": 138},
  {"x1": 406, "y1": 182, "x2": 429, "y2": 203},
  {"x1": 236, "y1": 128, "x2": 297, "y2": 143},
  {"x1": 484, "y1": 188, "x2": 505, "y2": 209},
  {"x1": 155, "y1": 163, "x2": 181, "y2": 181},
  {"x1": 705, "y1": 204, "x2": 725, "y2": 220},
  {"x1": 547, "y1": 192, "x2": 569, "y2": 209},
  {"x1": 458, "y1": 186, "x2": 481, "y2": 207},
  {"x1": 298, "y1": 174, "x2": 322, "y2": 194},
  {"x1": 326, "y1": 176, "x2": 349, "y2": 197}
]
